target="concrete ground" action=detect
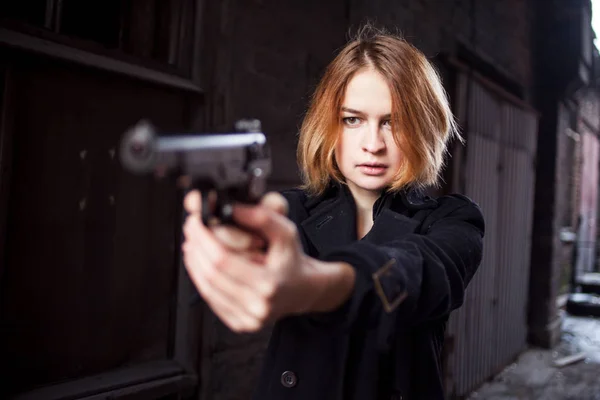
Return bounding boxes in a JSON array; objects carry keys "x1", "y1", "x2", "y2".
[{"x1": 468, "y1": 314, "x2": 600, "y2": 400}]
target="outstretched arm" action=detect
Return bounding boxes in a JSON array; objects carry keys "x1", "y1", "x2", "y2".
[{"x1": 314, "y1": 195, "x2": 484, "y2": 332}]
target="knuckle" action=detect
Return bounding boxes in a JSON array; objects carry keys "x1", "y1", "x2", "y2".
[
  {"x1": 212, "y1": 248, "x2": 228, "y2": 269},
  {"x1": 253, "y1": 207, "x2": 270, "y2": 227},
  {"x1": 203, "y1": 262, "x2": 219, "y2": 284},
  {"x1": 248, "y1": 320, "x2": 262, "y2": 332},
  {"x1": 260, "y1": 279, "x2": 278, "y2": 301},
  {"x1": 228, "y1": 321, "x2": 243, "y2": 333},
  {"x1": 203, "y1": 266, "x2": 215, "y2": 284},
  {"x1": 242, "y1": 319, "x2": 262, "y2": 333},
  {"x1": 283, "y1": 220, "x2": 299, "y2": 241},
  {"x1": 234, "y1": 319, "x2": 261, "y2": 333},
  {"x1": 255, "y1": 299, "x2": 272, "y2": 322}
]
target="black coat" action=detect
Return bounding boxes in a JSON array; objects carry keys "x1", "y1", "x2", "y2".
[{"x1": 252, "y1": 183, "x2": 485, "y2": 400}]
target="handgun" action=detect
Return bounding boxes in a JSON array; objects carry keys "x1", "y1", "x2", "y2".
[{"x1": 119, "y1": 119, "x2": 271, "y2": 225}]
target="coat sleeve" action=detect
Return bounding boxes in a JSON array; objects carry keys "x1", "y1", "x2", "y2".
[{"x1": 310, "y1": 195, "x2": 484, "y2": 334}]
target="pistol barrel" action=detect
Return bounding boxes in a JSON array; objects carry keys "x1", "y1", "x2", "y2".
[{"x1": 119, "y1": 120, "x2": 270, "y2": 195}]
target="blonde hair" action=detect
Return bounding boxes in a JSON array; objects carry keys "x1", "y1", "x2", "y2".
[{"x1": 297, "y1": 25, "x2": 460, "y2": 196}]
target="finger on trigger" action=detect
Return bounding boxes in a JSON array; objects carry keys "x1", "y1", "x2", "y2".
[{"x1": 260, "y1": 192, "x2": 289, "y2": 216}]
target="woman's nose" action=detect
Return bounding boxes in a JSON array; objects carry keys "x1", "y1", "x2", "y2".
[{"x1": 361, "y1": 123, "x2": 386, "y2": 153}]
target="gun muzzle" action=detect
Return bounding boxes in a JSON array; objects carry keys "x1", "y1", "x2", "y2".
[{"x1": 119, "y1": 119, "x2": 159, "y2": 174}]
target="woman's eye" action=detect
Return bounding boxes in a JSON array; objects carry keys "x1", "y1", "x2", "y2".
[
  {"x1": 343, "y1": 117, "x2": 361, "y2": 126},
  {"x1": 382, "y1": 119, "x2": 392, "y2": 128}
]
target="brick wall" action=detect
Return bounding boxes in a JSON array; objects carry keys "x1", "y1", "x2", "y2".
[
  {"x1": 198, "y1": 1, "x2": 536, "y2": 399},
  {"x1": 349, "y1": 0, "x2": 533, "y2": 89}
]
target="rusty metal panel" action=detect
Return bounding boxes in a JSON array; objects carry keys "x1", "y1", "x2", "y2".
[
  {"x1": 446, "y1": 78, "x2": 501, "y2": 396},
  {"x1": 576, "y1": 131, "x2": 600, "y2": 274},
  {"x1": 445, "y1": 77, "x2": 538, "y2": 398},
  {"x1": 493, "y1": 104, "x2": 537, "y2": 372}
]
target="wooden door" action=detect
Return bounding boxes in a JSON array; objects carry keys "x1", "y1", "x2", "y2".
[{"x1": 0, "y1": 1, "x2": 206, "y2": 399}]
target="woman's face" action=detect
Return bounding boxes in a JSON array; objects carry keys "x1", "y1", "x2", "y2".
[{"x1": 335, "y1": 68, "x2": 403, "y2": 198}]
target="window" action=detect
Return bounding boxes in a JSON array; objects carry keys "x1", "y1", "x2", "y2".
[
  {"x1": 0, "y1": 0, "x2": 200, "y2": 78},
  {"x1": 0, "y1": 0, "x2": 47, "y2": 27},
  {"x1": 59, "y1": 0, "x2": 123, "y2": 49}
]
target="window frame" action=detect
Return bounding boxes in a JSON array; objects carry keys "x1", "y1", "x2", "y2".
[{"x1": 0, "y1": 0, "x2": 204, "y2": 93}]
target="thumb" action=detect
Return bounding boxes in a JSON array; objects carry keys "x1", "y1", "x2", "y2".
[
  {"x1": 259, "y1": 192, "x2": 289, "y2": 216},
  {"x1": 184, "y1": 190, "x2": 202, "y2": 215}
]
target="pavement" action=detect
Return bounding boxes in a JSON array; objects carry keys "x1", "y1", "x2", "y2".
[{"x1": 467, "y1": 314, "x2": 600, "y2": 400}]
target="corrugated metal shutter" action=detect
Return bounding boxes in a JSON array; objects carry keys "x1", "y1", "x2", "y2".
[{"x1": 444, "y1": 73, "x2": 538, "y2": 398}]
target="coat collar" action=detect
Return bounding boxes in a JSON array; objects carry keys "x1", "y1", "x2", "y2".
[{"x1": 300, "y1": 183, "x2": 437, "y2": 255}]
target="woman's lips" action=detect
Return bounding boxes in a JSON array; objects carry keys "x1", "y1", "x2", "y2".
[{"x1": 358, "y1": 164, "x2": 388, "y2": 176}]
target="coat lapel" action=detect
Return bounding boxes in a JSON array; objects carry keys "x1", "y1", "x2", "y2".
[
  {"x1": 361, "y1": 208, "x2": 421, "y2": 245},
  {"x1": 363, "y1": 188, "x2": 438, "y2": 244},
  {"x1": 299, "y1": 184, "x2": 438, "y2": 255},
  {"x1": 300, "y1": 189, "x2": 357, "y2": 256}
]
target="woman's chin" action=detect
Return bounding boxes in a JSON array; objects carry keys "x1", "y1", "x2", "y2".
[{"x1": 349, "y1": 176, "x2": 393, "y2": 193}]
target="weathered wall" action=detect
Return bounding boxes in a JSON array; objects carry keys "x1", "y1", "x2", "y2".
[
  {"x1": 348, "y1": 0, "x2": 533, "y2": 89},
  {"x1": 576, "y1": 90, "x2": 600, "y2": 275},
  {"x1": 576, "y1": 131, "x2": 599, "y2": 273}
]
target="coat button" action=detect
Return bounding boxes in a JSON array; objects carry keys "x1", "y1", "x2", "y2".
[{"x1": 280, "y1": 371, "x2": 298, "y2": 388}]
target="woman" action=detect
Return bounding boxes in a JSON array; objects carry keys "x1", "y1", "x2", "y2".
[{"x1": 182, "y1": 26, "x2": 484, "y2": 400}]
